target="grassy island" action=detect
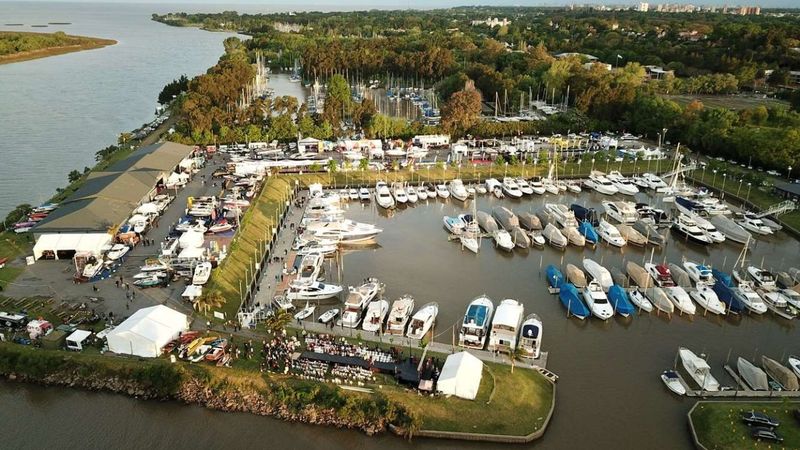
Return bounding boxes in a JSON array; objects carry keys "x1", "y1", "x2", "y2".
[
  {"x1": 689, "y1": 401, "x2": 800, "y2": 449},
  {"x1": 0, "y1": 31, "x2": 116, "y2": 65}
]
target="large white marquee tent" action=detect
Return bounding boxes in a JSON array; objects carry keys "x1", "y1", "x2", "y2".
[
  {"x1": 106, "y1": 305, "x2": 189, "y2": 358},
  {"x1": 436, "y1": 351, "x2": 484, "y2": 400}
]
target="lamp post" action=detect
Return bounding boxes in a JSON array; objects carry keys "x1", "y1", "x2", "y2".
[
  {"x1": 711, "y1": 169, "x2": 718, "y2": 187},
  {"x1": 789, "y1": 166, "x2": 793, "y2": 181},
  {"x1": 591, "y1": 158, "x2": 595, "y2": 173},
  {"x1": 701, "y1": 165, "x2": 707, "y2": 182},
  {"x1": 504, "y1": 162, "x2": 509, "y2": 178},
  {"x1": 737, "y1": 179, "x2": 743, "y2": 197},
  {"x1": 721, "y1": 173, "x2": 728, "y2": 200},
  {"x1": 745, "y1": 182, "x2": 752, "y2": 205}
]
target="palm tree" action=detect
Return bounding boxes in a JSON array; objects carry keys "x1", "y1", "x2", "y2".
[
  {"x1": 194, "y1": 289, "x2": 226, "y2": 313},
  {"x1": 509, "y1": 347, "x2": 526, "y2": 373},
  {"x1": 265, "y1": 309, "x2": 292, "y2": 335}
]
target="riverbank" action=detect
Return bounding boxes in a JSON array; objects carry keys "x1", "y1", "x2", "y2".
[
  {"x1": 688, "y1": 400, "x2": 800, "y2": 448},
  {"x1": 0, "y1": 31, "x2": 116, "y2": 65}
]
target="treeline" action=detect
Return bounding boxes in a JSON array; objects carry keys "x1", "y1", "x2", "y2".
[
  {"x1": 158, "y1": 75, "x2": 189, "y2": 104},
  {"x1": 0, "y1": 31, "x2": 99, "y2": 56}
]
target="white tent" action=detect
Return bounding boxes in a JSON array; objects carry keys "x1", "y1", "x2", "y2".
[
  {"x1": 136, "y1": 203, "x2": 159, "y2": 215},
  {"x1": 33, "y1": 232, "x2": 112, "y2": 259},
  {"x1": 66, "y1": 329, "x2": 92, "y2": 351},
  {"x1": 437, "y1": 351, "x2": 483, "y2": 400},
  {"x1": 179, "y1": 229, "x2": 204, "y2": 249},
  {"x1": 106, "y1": 305, "x2": 188, "y2": 358}
]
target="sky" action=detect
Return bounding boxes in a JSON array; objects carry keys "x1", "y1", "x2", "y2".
[{"x1": 2, "y1": 0, "x2": 796, "y2": 9}]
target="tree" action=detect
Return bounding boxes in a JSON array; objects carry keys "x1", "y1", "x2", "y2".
[
  {"x1": 264, "y1": 309, "x2": 292, "y2": 335},
  {"x1": 441, "y1": 88, "x2": 482, "y2": 137},
  {"x1": 323, "y1": 74, "x2": 351, "y2": 133},
  {"x1": 358, "y1": 157, "x2": 369, "y2": 171},
  {"x1": 194, "y1": 290, "x2": 226, "y2": 313},
  {"x1": 268, "y1": 113, "x2": 297, "y2": 142},
  {"x1": 68, "y1": 170, "x2": 82, "y2": 183}
]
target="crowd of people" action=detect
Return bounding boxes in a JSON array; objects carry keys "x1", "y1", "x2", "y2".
[
  {"x1": 259, "y1": 332, "x2": 300, "y2": 374},
  {"x1": 304, "y1": 333, "x2": 396, "y2": 364}
]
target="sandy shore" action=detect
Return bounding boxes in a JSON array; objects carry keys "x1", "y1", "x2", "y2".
[{"x1": 0, "y1": 32, "x2": 117, "y2": 65}]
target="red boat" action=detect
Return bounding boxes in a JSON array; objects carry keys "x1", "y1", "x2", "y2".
[{"x1": 0, "y1": 257, "x2": 8, "y2": 268}]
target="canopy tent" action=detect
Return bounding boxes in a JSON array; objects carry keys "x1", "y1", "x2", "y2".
[
  {"x1": 182, "y1": 285, "x2": 203, "y2": 302},
  {"x1": 437, "y1": 351, "x2": 483, "y2": 400},
  {"x1": 136, "y1": 203, "x2": 159, "y2": 215},
  {"x1": 33, "y1": 232, "x2": 112, "y2": 260},
  {"x1": 106, "y1": 305, "x2": 188, "y2": 358},
  {"x1": 66, "y1": 329, "x2": 92, "y2": 351},
  {"x1": 177, "y1": 246, "x2": 205, "y2": 260},
  {"x1": 179, "y1": 230, "x2": 204, "y2": 249}
]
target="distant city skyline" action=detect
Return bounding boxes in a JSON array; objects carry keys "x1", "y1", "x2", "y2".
[{"x1": 3, "y1": 0, "x2": 797, "y2": 9}]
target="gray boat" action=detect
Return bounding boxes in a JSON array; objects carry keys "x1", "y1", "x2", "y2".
[
  {"x1": 762, "y1": 355, "x2": 799, "y2": 391},
  {"x1": 709, "y1": 215, "x2": 752, "y2": 244},
  {"x1": 517, "y1": 211, "x2": 542, "y2": 231},
  {"x1": 492, "y1": 206, "x2": 519, "y2": 230},
  {"x1": 644, "y1": 287, "x2": 674, "y2": 314},
  {"x1": 510, "y1": 226, "x2": 531, "y2": 248},
  {"x1": 476, "y1": 211, "x2": 499, "y2": 233},
  {"x1": 789, "y1": 267, "x2": 800, "y2": 284},
  {"x1": 627, "y1": 262, "x2": 654, "y2": 289},
  {"x1": 668, "y1": 263, "x2": 692, "y2": 288},
  {"x1": 632, "y1": 220, "x2": 665, "y2": 246},
  {"x1": 617, "y1": 224, "x2": 647, "y2": 246},
  {"x1": 566, "y1": 264, "x2": 587, "y2": 288},
  {"x1": 776, "y1": 271, "x2": 795, "y2": 289},
  {"x1": 543, "y1": 223, "x2": 567, "y2": 249},
  {"x1": 611, "y1": 266, "x2": 628, "y2": 287},
  {"x1": 761, "y1": 217, "x2": 783, "y2": 232},
  {"x1": 737, "y1": 357, "x2": 769, "y2": 391}
]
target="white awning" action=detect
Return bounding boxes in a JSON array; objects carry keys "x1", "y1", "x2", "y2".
[{"x1": 34, "y1": 233, "x2": 112, "y2": 259}]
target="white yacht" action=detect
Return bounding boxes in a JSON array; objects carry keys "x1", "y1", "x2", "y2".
[
  {"x1": 583, "y1": 258, "x2": 614, "y2": 291},
  {"x1": 544, "y1": 203, "x2": 578, "y2": 228},
  {"x1": 358, "y1": 187, "x2": 370, "y2": 201},
  {"x1": 286, "y1": 282, "x2": 343, "y2": 301},
  {"x1": 348, "y1": 188, "x2": 359, "y2": 201},
  {"x1": 487, "y1": 299, "x2": 525, "y2": 353},
  {"x1": 341, "y1": 278, "x2": 382, "y2": 328},
  {"x1": 736, "y1": 213, "x2": 773, "y2": 235},
  {"x1": 501, "y1": 177, "x2": 523, "y2": 198},
  {"x1": 747, "y1": 266, "x2": 777, "y2": 289},
  {"x1": 436, "y1": 183, "x2": 450, "y2": 199},
  {"x1": 493, "y1": 229, "x2": 515, "y2": 251},
  {"x1": 416, "y1": 184, "x2": 428, "y2": 200},
  {"x1": 293, "y1": 252, "x2": 323, "y2": 286},
  {"x1": 598, "y1": 219, "x2": 627, "y2": 247},
  {"x1": 306, "y1": 219, "x2": 383, "y2": 244},
  {"x1": 459, "y1": 295, "x2": 495, "y2": 349},
  {"x1": 374, "y1": 182, "x2": 395, "y2": 209},
  {"x1": 602, "y1": 201, "x2": 638, "y2": 224},
  {"x1": 607, "y1": 171, "x2": 639, "y2": 195},
  {"x1": 642, "y1": 173, "x2": 669, "y2": 191},
  {"x1": 679, "y1": 347, "x2": 720, "y2": 391},
  {"x1": 192, "y1": 262, "x2": 212, "y2": 285},
  {"x1": 405, "y1": 185, "x2": 418, "y2": 203},
  {"x1": 684, "y1": 212, "x2": 726, "y2": 243},
  {"x1": 106, "y1": 244, "x2": 130, "y2": 261},
  {"x1": 518, "y1": 313, "x2": 543, "y2": 359},
  {"x1": 386, "y1": 295, "x2": 415, "y2": 336},
  {"x1": 448, "y1": 179, "x2": 469, "y2": 201},
  {"x1": 406, "y1": 302, "x2": 439, "y2": 340},
  {"x1": 683, "y1": 262, "x2": 715, "y2": 286},
  {"x1": 671, "y1": 214, "x2": 713, "y2": 245},
  {"x1": 392, "y1": 182, "x2": 408, "y2": 204},
  {"x1": 586, "y1": 173, "x2": 618, "y2": 195},
  {"x1": 733, "y1": 281, "x2": 768, "y2": 314},
  {"x1": 664, "y1": 286, "x2": 697, "y2": 315},
  {"x1": 516, "y1": 178, "x2": 534, "y2": 195},
  {"x1": 690, "y1": 284, "x2": 727, "y2": 315},
  {"x1": 362, "y1": 299, "x2": 390, "y2": 332},
  {"x1": 582, "y1": 281, "x2": 615, "y2": 320},
  {"x1": 529, "y1": 177, "x2": 546, "y2": 195}
]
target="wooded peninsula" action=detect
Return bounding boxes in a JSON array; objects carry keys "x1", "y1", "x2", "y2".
[{"x1": 0, "y1": 31, "x2": 116, "y2": 65}]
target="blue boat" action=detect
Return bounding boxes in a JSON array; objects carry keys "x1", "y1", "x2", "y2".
[
  {"x1": 712, "y1": 279, "x2": 745, "y2": 313},
  {"x1": 608, "y1": 284, "x2": 635, "y2": 317},
  {"x1": 570, "y1": 204, "x2": 599, "y2": 226},
  {"x1": 578, "y1": 221, "x2": 599, "y2": 244},
  {"x1": 558, "y1": 283, "x2": 590, "y2": 319},
  {"x1": 546, "y1": 265, "x2": 565, "y2": 289},
  {"x1": 712, "y1": 269, "x2": 733, "y2": 287}
]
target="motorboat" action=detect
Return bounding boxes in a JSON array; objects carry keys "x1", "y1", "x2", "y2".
[
  {"x1": 448, "y1": 179, "x2": 469, "y2": 201},
  {"x1": 485, "y1": 178, "x2": 502, "y2": 195},
  {"x1": 733, "y1": 281, "x2": 768, "y2": 314},
  {"x1": 443, "y1": 215, "x2": 467, "y2": 234},
  {"x1": 476, "y1": 211, "x2": 499, "y2": 233},
  {"x1": 635, "y1": 203, "x2": 670, "y2": 226},
  {"x1": 689, "y1": 213, "x2": 726, "y2": 243},
  {"x1": 133, "y1": 276, "x2": 163, "y2": 288},
  {"x1": 558, "y1": 283, "x2": 591, "y2": 319},
  {"x1": 518, "y1": 314, "x2": 543, "y2": 359},
  {"x1": 758, "y1": 289, "x2": 797, "y2": 320},
  {"x1": 306, "y1": 219, "x2": 383, "y2": 243},
  {"x1": 684, "y1": 262, "x2": 715, "y2": 286},
  {"x1": 645, "y1": 263, "x2": 675, "y2": 288},
  {"x1": 296, "y1": 243, "x2": 338, "y2": 256},
  {"x1": 286, "y1": 282, "x2": 343, "y2": 301},
  {"x1": 341, "y1": 279, "x2": 382, "y2": 328},
  {"x1": 664, "y1": 286, "x2": 696, "y2": 315},
  {"x1": 598, "y1": 219, "x2": 626, "y2": 247},
  {"x1": 487, "y1": 299, "x2": 525, "y2": 353},
  {"x1": 566, "y1": 181, "x2": 582, "y2": 193},
  {"x1": 607, "y1": 171, "x2": 639, "y2": 195},
  {"x1": 782, "y1": 289, "x2": 800, "y2": 309},
  {"x1": 578, "y1": 221, "x2": 599, "y2": 245},
  {"x1": 416, "y1": 184, "x2": 428, "y2": 200},
  {"x1": 348, "y1": 188, "x2": 359, "y2": 201},
  {"x1": 273, "y1": 295, "x2": 294, "y2": 311},
  {"x1": 192, "y1": 262, "x2": 212, "y2": 285},
  {"x1": 459, "y1": 295, "x2": 495, "y2": 349},
  {"x1": 294, "y1": 252, "x2": 323, "y2": 286},
  {"x1": 406, "y1": 302, "x2": 439, "y2": 340},
  {"x1": 628, "y1": 288, "x2": 654, "y2": 312},
  {"x1": 374, "y1": 182, "x2": 395, "y2": 209},
  {"x1": 690, "y1": 284, "x2": 726, "y2": 315},
  {"x1": 645, "y1": 287, "x2": 674, "y2": 314},
  {"x1": 493, "y1": 229, "x2": 515, "y2": 251},
  {"x1": 545, "y1": 265, "x2": 565, "y2": 290},
  {"x1": 737, "y1": 357, "x2": 769, "y2": 391},
  {"x1": 790, "y1": 357, "x2": 800, "y2": 379},
  {"x1": 583, "y1": 258, "x2": 614, "y2": 292},
  {"x1": 761, "y1": 217, "x2": 783, "y2": 233},
  {"x1": 608, "y1": 284, "x2": 636, "y2": 317},
  {"x1": 736, "y1": 213, "x2": 773, "y2": 235},
  {"x1": 602, "y1": 201, "x2": 638, "y2": 224},
  {"x1": 459, "y1": 233, "x2": 480, "y2": 253},
  {"x1": 140, "y1": 261, "x2": 168, "y2": 272},
  {"x1": 358, "y1": 187, "x2": 370, "y2": 201},
  {"x1": 474, "y1": 185, "x2": 487, "y2": 195},
  {"x1": 318, "y1": 308, "x2": 340, "y2": 324},
  {"x1": 436, "y1": 183, "x2": 450, "y2": 199},
  {"x1": 570, "y1": 204, "x2": 599, "y2": 226},
  {"x1": 761, "y1": 356, "x2": 799, "y2": 391},
  {"x1": 661, "y1": 370, "x2": 687, "y2": 396},
  {"x1": 585, "y1": 173, "x2": 618, "y2": 195},
  {"x1": 627, "y1": 262, "x2": 654, "y2": 289},
  {"x1": 386, "y1": 295, "x2": 415, "y2": 335},
  {"x1": 133, "y1": 271, "x2": 167, "y2": 280},
  {"x1": 425, "y1": 183, "x2": 438, "y2": 199},
  {"x1": 529, "y1": 230, "x2": 546, "y2": 247},
  {"x1": 709, "y1": 215, "x2": 751, "y2": 244},
  {"x1": 392, "y1": 183, "x2": 408, "y2": 204},
  {"x1": 712, "y1": 271, "x2": 746, "y2": 314},
  {"x1": 516, "y1": 178, "x2": 534, "y2": 195},
  {"x1": 642, "y1": 173, "x2": 668, "y2": 191},
  {"x1": 294, "y1": 302, "x2": 316, "y2": 321},
  {"x1": 544, "y1": 203, "x2": 578, "y2": 228},
  {"x1": 528, "y1": 177, "x2": 546, "y2": 195},
  {"x1": 617, "y1": 224, "x2": 647, "y2": 246},
  {"x1": 679, "y1": 347, "x2": 720, "y2": 391},
  {"x1": 82, "y1": 258, "x2": 104, "y2": 279},
  {"x1": 106, "y1": 244, "x2": 129, "y2": 261},
  {"x1": 208, "y1": 220, "x2": 234, "y2": 234},
  {"x1": 362, "y1": 299, "x2": 390, "y2": 333},
  {"x1": 633, "y1": 220, "x2": 665, "y2": 246},
  {"x1": 501, "y1": 177, "x2": 523, "y2": 198},
  {"x1": 747, "y1": 266, "x2": 776, "y2": 289},
  {"x1": 543, "y1": 223, "x2": 567, "y2": 249},
  {"x1": 517, "y1": 211, "x2": 542, "y2": 231},
  {"x1": 582, "y1": 281, "x2": 615, "y2": 320},
  {"x1": 671, "y1": 214, "x2": 713, "y2": 245},
  {"x1": 405, "y1": 185, "x2": 418, "y2": 203},
  {"x1": 566, "y1": 264, "x2": 587, "y2": 288},
  {"x1": 492, "y1": 206, "x2": 519, "y2": 230},
  {"x1": 562, "y1": 226, "x2": 586, "y2": 247}
]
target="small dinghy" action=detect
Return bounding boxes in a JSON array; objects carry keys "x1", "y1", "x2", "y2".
[
  {"x1": 294, "y1": 302, "x2": 316, "y2": 321},
  {"x1": 318, "y1": 308, "x2": 340, "y2": 324},
  {"x1": 661, "y1": 370, "x2": 686, "y2": 396}
]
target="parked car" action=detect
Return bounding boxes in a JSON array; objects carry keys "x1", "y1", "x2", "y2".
[
  {"x1": 751, "y1": 427, "x2": 783, "y2": 443},
  {"x1": 742, "y1": 411, "x2": 780, "y2": 428}
]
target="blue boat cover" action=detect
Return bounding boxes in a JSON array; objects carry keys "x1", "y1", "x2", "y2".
[
  {"x1": 464, "y1": 304, "x2": 488, "y2": 326},
  {"x1": 578, "y1": 221, "x2": 599, "y2": 243},
  {"x1": 608, "y1": 284, "x2": 635, "y2": 316},
  {"x1": 521, "y1": 323, "x2": 540, "y2": 338},
  {"x1": 558, "y1": 282, "x2": 590, "y2": 318},
  {"x1": 546, "y1": 265, "x2": 565, "y2": 288},
  {"x1": 712, "y1": 269, "x2": 733, "y2": 287},
  {"x1": 712, "y1": 279, "x2": 744, "y2": 312}
]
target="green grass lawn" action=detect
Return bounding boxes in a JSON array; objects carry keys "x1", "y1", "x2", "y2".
[
  {"x1": 691, "y1": 401, "x2": 800, "y2": 449},
  {"x1": 664, "y1": 94, "x2": 789, "y2": 111}
]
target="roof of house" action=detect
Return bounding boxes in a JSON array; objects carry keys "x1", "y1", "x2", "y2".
[{"x1": 775, "y1": 182, "x2": 800, "y2": 196}]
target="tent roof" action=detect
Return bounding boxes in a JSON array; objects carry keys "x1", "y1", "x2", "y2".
[
  {"x1": 33, "y1": 232, "x2": 112, "y2": 258},
  {"x1": 493, "y1": 301, "x2": 523, "y2": 328},
  {"x1": 438, "y1": 351, "x2": 483, "y2": 400},
  {"x1": 66, "y1": 329, "x2": 92, "y2": 343},
  {"x1": 107, "y1": 305, "x2": 187, "y2": 345}
]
